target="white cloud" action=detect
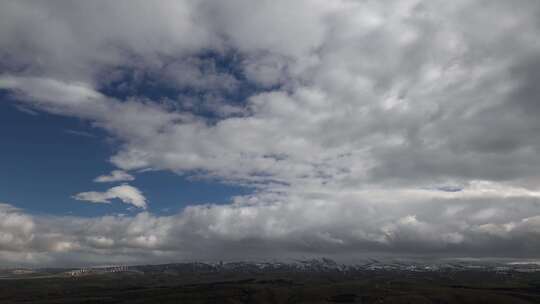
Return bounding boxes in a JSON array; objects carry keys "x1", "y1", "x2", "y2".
[
  {"x1": 94, "y1": 170, "x2": 135, "y2": 183},
  {"x1": 4, "y1": 1, "x2": 538, "y2": 191},
  {"x1": 2, "y1": 0, "x2": 540, "y2": 263},
  {"x1": 0, "y1": 204, "x2": 35, "y2": 253},
  {"x1": 73, "y1": 184, "x2": 147, "y2": 209},
  {"x1": 3, "y1": 190, "x2": 540, "y2": 266},
  {"x1": 0, "y1": 0, "x2": 216, "y2": 83}
]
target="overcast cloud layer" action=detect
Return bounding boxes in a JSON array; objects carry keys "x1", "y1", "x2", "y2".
[{"x1": 2, "y1": 0, "x2": 540, "y2": 266}]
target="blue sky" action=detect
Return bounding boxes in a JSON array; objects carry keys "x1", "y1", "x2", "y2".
[{"x1": 0, "y1": 96, "x2": 249, "y2": 217}]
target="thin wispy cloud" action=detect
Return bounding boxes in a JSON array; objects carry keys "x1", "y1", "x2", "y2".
[
  {"x1": 94, "y1": 170, "x2": 135, "y2": 183},
  {"x1": 64, "y1": 129, "x2": 96, "y2": 138}
]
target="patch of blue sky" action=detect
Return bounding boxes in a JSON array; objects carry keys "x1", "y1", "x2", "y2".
[{"x1": 0, "y1": 93, "x2": 251, "y2": 217}]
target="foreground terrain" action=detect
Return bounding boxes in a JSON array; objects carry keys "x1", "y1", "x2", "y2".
[{"x1": 1, "y1": 260, "x2": 540, "y2": 303}]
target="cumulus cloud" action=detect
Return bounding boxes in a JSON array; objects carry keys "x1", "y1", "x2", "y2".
[
  {"x1": 2, "y1": 0, "x2": 540, "y2": 263},
  {"x1": 3, "y1": 190, "x2": 540, "y2": 266},
  {"x1": 73, "y1": 185, "x2": 147, "y2": 209},
  {"x1": 0, "y1": 204, "x2": 34, "y2": 252},
  {"x1": 94, "y1": 170, "x2": 135, "y2": 183}
]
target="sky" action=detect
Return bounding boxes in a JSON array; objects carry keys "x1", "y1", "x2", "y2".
[{"x1": 1, "y1": 0, "x2": 540, "y2": 266}]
